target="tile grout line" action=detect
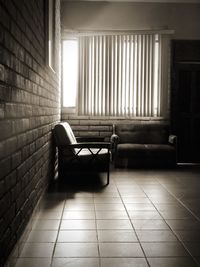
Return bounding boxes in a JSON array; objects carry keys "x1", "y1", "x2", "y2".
[
  {"x1": 50, "y1": 193, "x2": 67, "y2": 267},
  {"x1": 113, "y1": 175, "x2": 151, "y2": 267},
  {"x1": 138, "y1": 176, "x2": 199, "y2": 265},
  {"x1": 93, "y1": 190, "x2": 102, "y2": 267},
  {"x1": 155, "y1": 177, "x2": 200, "y2": 222},
  {"x1": 153, "y1": 177, "x2": 200, "y2": 265},
  {"x1": 115, "y1": 173, "x2": 199, "y2": 266}
]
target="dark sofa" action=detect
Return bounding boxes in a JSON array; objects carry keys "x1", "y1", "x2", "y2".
[{"x1": 111, "y1": 122, "x2": 177, "y2": 168}]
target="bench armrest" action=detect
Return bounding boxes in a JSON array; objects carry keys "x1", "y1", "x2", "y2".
[
  {"x1": 76, "y1": 137, "x2": 105, "y2": 142},
  {"x1": 60, "y1": 142, "x2": 111, "y2": 150},
  {"x1": 110, "y1": 134, "x2": 119, "y2": 148},
  {"x1": 169, "y1": 134, "x2": 177, "y2": 145},
  {"x1": 110, "y1": 134, "x2": 120, "y2": 161}
]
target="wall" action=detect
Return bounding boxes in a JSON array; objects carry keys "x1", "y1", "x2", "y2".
[
  {"x1": 61, "y1": 1, "x2": 198, "y2": 135},
  {"x1": 0, "y1": 0, "x2": 60, "y2": 266},
  {"x1": 61, "y1": 2, "x2": 200, "y2": 39},
  {"x1": 62, "y1": 115, "x2": 169, "y2": 141}
]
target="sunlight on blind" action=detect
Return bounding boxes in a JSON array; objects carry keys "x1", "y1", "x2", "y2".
[
  {"x1": 78, "y1": 34, "x2": 161, "y2": 116},
  {"x1": 62, "y1": 33, "x2": 169, "y2": 117}
]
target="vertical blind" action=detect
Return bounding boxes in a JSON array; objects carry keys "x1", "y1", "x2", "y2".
[{"x1": 77, "y1": 33, "x2": 169, "y2": 117}]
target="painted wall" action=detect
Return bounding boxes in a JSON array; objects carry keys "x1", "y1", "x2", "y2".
[{"x1": 61, "y1": 2, "x2": 200, "y2": 39}]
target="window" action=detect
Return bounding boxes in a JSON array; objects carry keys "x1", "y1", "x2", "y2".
[
  {"x1": 47, "y1": 0, "x2": 56, "y2": 70},
  {"x1": 62, "y1": 40, "x2": 78, "y2": 108},
  {"x1": 62, "y1": 32, "x2": 170, "y2": 117}
]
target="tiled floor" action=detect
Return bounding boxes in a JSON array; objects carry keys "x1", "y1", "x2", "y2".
[{"x1": 14, "y1": 166, "x2": 200, "y2": 266}]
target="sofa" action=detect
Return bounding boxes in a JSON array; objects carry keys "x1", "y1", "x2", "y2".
[{"x1": 111, "y1": 122, "x2": 177, "y2": 168}]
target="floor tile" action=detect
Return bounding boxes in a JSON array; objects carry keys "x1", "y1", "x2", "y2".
[
  {"x1": 148, "y1": 195, "x2": 178, "y2": 204},
  {"x1": 95, "y1": 203, "x2": 125, "y2": 211},
  {"x1": 69, "y1": 192, "x2": 94, "y2": 198},
  {"x1": 101, "y1": 258, "x2": 148, "y2": 267},
  {"x1": 98, "y1": 230, "x2": 137, "y2": 242},
  {"x1": 118, "y1": 187, "x2": 145, "y2": 193},
  {"x1": 166, "y1": 219, "x2": 200, "y2": 230},
  {"x1": 196, "y1": 257, "x2": 200, "y2": 265},
  {"x1": 62, "y1": 211, "x2": 95, "y2": 219},
  {"x1": 120, "y1": 192, "x2": 147, "y2": 197},
  {"x1": 97, "y1": 220, "x2": 132, "y2": 230},
  {"x1": 128, "y1": 210, "x2": 162, "y2": 220},
  {"x1": 148, "y1": 257, "x2": 198, "y2": 267},
  {"x1": 13, "y1": 167, "x2": 200, "y2": 266},
  {"x1": 131, "y1": 220, "x2": 169, "y2": 230},
  {"x1": 15, "y1": 258, "x2": 51, "y2": 267},
  {"x1": 52, "y1": 258, "x2": 100, "y2": 267},
  {"x1": 175, "y1": 230, "x2": 200, "y2": 241},
  {"x1": 94, "y1": 197, "x2": 122, "y2": 204},
  {"x1": 145, "y1": 192, "x2": 175, "y2": 198},
  {"x1": 93, "y1": 192, "x2": 120, "y2": 197},
  {"x1": 141, "y1": 242, "x2": 189, "y2": 257},
  {"x1": 65, "y1": 197, "x2": 94, "y2": 204},
  {"x1": 32, "y1": 219, "x2": 60, "y2": 230},
  {"x1": 96, "y1": 185, "x2": 118, "y2": 192},
  {"x1": 95, "y1": 211, "x2": 128, "y2": 220},
  {"x1": 159, "y1": 210, "x2": 194, "y2": 219},
  {"x1": 122, "y1": 197, "x2": 151, "y2": 204},
  {"x1": 125, "y1": 203, "x2": 156, "y2": 211},
  {"x1": 57, "y1": 230, "x2": 97, "y2": 242},
  {"x1": 64, "y1": 203, "x2": 95, "y2": 211},
  {"x1": 34, "y1": 211, "x2": 62, "y2": 220},
  {"x1": 154, "y1": 203, "x2": 185, "y2": 211},
  {"x1": 60, "y1": 220, "x2": 96, "y2": 230},
  {"x1": 43, "y1": 192, "x2": 67, "y2": 201},
  {"x1": 26, "y1": 230, "x2": 57, "y2": 242},
  {"x1": 40, "y1": 201, "x2": 64, "y2": 211},
  {"x1": 54, "y1": 243, "x2": 99, "y2": 257},
  {"x1": 136, "y1": 230, "x2": 178, "y2": 242},
  {"x1": 20, "y1": 243, "x2": 54, "y2": 257},
  {"x1": 183, "y1": 242, "x2": 200, "y2": 257},
  {"x1": 99, "y1": 242, "x2": 144, "y2": 257}
]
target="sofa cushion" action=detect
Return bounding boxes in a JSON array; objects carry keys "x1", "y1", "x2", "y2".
[
  {"x1": 117, "y1": 143, "x2": 175, "y2": 160},
  {"x1": 115, "y1": 123, "x2": 169, "y2": 144},
  {"x1": 117, "y1": 144, "x2": 148, "y2": 158},
  {"x1": 146, "y1": 144, "x2": 175, "y2": 159}
]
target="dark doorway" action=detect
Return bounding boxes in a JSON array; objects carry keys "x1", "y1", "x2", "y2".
[{"x1": 171, "y1": 40, "x2": 200, "y2": 163}]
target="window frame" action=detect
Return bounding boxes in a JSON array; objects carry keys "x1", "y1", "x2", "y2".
[
  {"x1": 61, "y1": 30, "x2": 173, "y2": 118},
  {"x1": 46, "y1": 0, "x2": 56, "y2": 72}
]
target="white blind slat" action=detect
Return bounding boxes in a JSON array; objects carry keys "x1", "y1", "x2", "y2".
[{"x1": 75, "y1": 32, "x2": 169, "y2": 117}]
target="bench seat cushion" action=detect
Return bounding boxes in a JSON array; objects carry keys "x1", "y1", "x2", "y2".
[{"x1": 117, "y1": 143, "x2": 175, "y2": 159}]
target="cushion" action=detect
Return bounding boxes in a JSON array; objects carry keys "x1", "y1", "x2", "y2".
[
  {"x1": 117, "y1": 144, "x2": 148, "y2": 158},
  {"x1": 54, "y1": 122, "x2": 77, "y2": 157},
  {"x1": 117, "y1": 143, "x2": 175, "y2": 160},
  {"x1": 115, "y1": 123, "x2": 169, "y2": 144},
  {"x1": 54, "y1": 122, "x2": 77, "y2": 147},
  {"x1": 145, "y1": 144, "x2": 175, "y2": 159}
]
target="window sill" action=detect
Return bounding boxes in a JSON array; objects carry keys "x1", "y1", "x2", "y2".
[{"x1": 61, "y1": 111, "x2": 168, "y2": 121}]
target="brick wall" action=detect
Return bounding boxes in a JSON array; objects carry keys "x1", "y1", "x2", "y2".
[
  {"x1": 62, "y1": 114, "x2": 169, "y2": 141},
  {"x1": 0, "y1": 0, "x2": 61, "y2": 266}
]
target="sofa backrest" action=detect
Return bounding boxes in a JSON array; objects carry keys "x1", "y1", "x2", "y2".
[{"x1": 115, "y1": 123, "x2": 169, "y2": 144}]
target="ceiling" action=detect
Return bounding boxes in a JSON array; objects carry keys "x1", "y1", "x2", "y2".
[{"x1": 61, "y1": 0, "x2": 200, "y2": 2}]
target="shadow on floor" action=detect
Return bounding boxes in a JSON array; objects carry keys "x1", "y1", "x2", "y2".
[{"x1": 48, "y1": 171, "x2": 108, "y2": 196}]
